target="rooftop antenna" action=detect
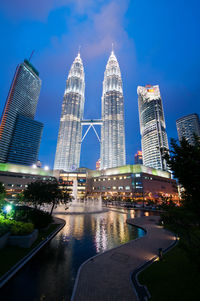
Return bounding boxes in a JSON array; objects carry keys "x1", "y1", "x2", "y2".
[
  {"x1": 78, "y1": 45, "x2": 81, "y2": 55},
  {"x1": 112, "y1": 42, "x2": 114, "y2": 53},
  {"x1": 29, "y1": 50, "x2": 35, "y2": 62}
]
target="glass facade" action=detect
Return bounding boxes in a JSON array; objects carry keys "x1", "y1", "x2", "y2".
[
  {"x1": 100, "y1": 51, "x2": 126, "y2": 169},
  {"x1": 0, "y1": 60, "x2": 41, "y2": 163},
  {"x1": 7, "y1": 115, "x2": 43, "y2": 166},
  {"x1": 137, "y1": 85, "x2": 169, "y2": 171},
  {"x1": 176, "y1": 113, "x2": 200, "y2": 145},
  {"x1": 54, "y1": 53, "x2": 85, "y2": 171}
]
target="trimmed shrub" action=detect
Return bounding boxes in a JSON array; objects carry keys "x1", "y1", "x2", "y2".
[
  {"x1": 0, "y1": 216, "x2": 34, "y2": 236},
  {"x1": 28, "y1": 209, "x2": 53, "y2": 229},
  {"x1": 14, "y1": 207, "x2": 53, "y2": 229},
  {"x1": 10, "y1": 222, "x2": 34, "y2": 236}
]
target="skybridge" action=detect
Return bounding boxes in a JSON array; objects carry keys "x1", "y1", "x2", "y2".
[{"x1": 81, "y1": 119, "x2": 102, "y2": 143}]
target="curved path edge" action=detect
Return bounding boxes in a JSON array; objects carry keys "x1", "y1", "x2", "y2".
[
  {"x1": 0, "y1": 217, "x2": 66, "y2": 288},
  {"x1": 127, "y1": 219, "x2": 178, "y2": 301},
  {"x1": 71, "y1": 215, "x2": 176, "y2": 301}
]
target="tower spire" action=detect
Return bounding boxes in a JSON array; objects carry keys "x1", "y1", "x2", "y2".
[
  {"x1": 111, "y1": 42, "x2": 114, "y2": 54},
  {"x1": 78, "y1": 45, "x2": 81, "y2": 56}
]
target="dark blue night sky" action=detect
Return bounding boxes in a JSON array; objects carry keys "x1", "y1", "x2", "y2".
[{"x1": 0, "y1": 0, "x2": 199, "y2": 169}]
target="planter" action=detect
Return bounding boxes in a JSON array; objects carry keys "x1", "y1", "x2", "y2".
[
  {"x1": 0, "y1": 232, "x2": 10, "y2": 249},
  {"x1": 8, "y1": 229, "x2": 38, "y2": 248}
]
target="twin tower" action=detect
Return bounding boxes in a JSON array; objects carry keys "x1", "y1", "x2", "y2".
[{"x1": 54, "y1": 50, "x2": 126, "y2": 171}]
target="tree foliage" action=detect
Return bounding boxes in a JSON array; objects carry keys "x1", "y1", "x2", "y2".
[
  {"x1": 164, "y1": 135, "x2": 200, "y2": 219},
  {"x1": 0, "y1": 182, "x2": 5, "y2": 202},
  {"x1": 162, "y1": 135, "x2": 200, "y2": 267},
  {"x1": 23, "y1": 180, "x2": 71, "y2": 215}
]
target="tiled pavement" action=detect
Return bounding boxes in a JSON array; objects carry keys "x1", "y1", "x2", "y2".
[{"x1": 71, "y1": 215, "x2": 176, "y2": 301}]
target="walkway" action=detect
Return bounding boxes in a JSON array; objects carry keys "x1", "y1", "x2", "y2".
[{"x1": 71, "y1": 215, "x2": 176, "y2": 301}]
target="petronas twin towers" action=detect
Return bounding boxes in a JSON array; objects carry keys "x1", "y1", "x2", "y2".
[{"x1": 54, "y1": 50, "x2": 126, "y2": 172}]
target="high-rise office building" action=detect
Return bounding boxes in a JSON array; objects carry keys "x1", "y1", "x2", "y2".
[
  {"x1": 0, "y1": 59, "x2": 42, "y2": 165},
  {"x1": 100, "y1": 50, "x2": 126, "y2": 169},
  {"x1": 7, "y1": 115, "x2": 43, "y2": 165},
  {"x1": 176, "y1": 113, "x2": 200, "y2": 145},
  {"x1": 137, "y1": 85, "x2": 169, "y2": 170},
  {"x1": 54, "y1": 52, "x2": 85, "y2": 171},
  {"x1": 134, "y1": 151, "x2": 143, "y2": 165}
]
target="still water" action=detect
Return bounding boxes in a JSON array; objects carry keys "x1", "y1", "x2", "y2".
[{"x1": 1, "y1": 202, "x2": 149, "y2": 301}]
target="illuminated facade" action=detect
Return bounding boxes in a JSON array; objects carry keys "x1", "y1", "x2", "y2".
[
  {"x1": 100, "y1": 50, "x2": 126, "y2": 169},
  {"x1": 96, "y1": 158, "x2": 101, "y2": 170},
  {"x1": 137, "y1": 85, "x2": 169, "y2": 171},
  {"x1": 0, "y1": 162, "x2": 54, "y2": 198},
  {"x1": 54, "y1": 53, "x2": 85, "y2": 171},
  {"x1": 0, "y1": 60, "x2": 42, "y2": 164},
  {"x1": 86, "y1": 164, "x2": 178, "y2": 201},
  {"x1": 58, "y1": 171, "x2": 86, "y2": 198},
  {"x1": 134, "y1": 151, "x2": 143, "y2": 165},
  {"x1": 176, "y1": 113, "x2": 200, "y2": 145}
]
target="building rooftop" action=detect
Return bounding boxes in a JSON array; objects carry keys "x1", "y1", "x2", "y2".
[
  {"x1": 87, "y1": 164, "x2": 171, "y2": 179},
  {"x1": 0, "y1": 162, "x2": 53, "y2": 177}
]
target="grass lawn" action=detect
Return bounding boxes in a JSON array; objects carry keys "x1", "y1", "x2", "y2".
[
  {"x1": 138, "y1": 244, "x2": 200, "y2": 301},
  {"x1": 0, "y1": 223, "x2": 60, "y2": 277}
]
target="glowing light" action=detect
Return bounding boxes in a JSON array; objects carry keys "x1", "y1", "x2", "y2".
[
  {"x1": 4, "y1": 204, "x2": 12, "y2": 214},
  {"x1": 32, "y1": 164, "x2": 37, "y2": 168},
  {"x1": 44, "y1": 166, "x2": 49, "y2": 171}
]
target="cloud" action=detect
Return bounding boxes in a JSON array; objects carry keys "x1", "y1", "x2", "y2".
[
  {"x1": 0, "y1": 0, "x2": 58, "y2": 21},
  {"x1": 0, "y1": 0, "x2": 107, "y2": 21},
  {"x1": 81, "y1": 0, "x2": 131, "y2": 59},
  {"x1": 35, "y1": 0, "x2": 133, "y2": 66}
]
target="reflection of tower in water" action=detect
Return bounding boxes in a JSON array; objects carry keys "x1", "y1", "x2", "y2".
[{"x1": 94, "y1": 211, "x2": 133, "y2": 253}]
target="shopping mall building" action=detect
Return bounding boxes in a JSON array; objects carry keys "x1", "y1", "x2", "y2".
[
  {"x1": 86, "y1": 165, "x2": 178, "y2": 201},
  {"x1": 0, "y1": 163, "x2": 178, "y2": 202}
]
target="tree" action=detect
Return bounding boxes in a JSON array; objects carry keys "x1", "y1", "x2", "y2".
[
  {"x1": 23, "y1": 180, "x2": 71, "y2": 215},
  {"x1": 164, "y1": 135, "x2": 200, "y2": 221},
  {"x1": 162, "y1": 136, "x2": 200, "y2": 267},
  {"x1": 0, "y1": 182, "x2": 5, "y2": 201},
  {"x1": 0, "y1": 182, "x2": 6, "y2": 213}
]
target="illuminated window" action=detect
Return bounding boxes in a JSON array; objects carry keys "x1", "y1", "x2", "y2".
[
  {"x1": 113, "y1": 186, "x2": 116, "y2": 189},
  {"x1": 135, "y1": 174, "x2": 141, "y2": 177},
  {"x1": 118, "y1": 186, "x2": 123, "y2": 190},
  {"x1": 125, "y1": 186, "x2": 130, "y2": 190}
]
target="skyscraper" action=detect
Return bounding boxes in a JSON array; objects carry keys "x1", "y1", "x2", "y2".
[
  {"x1": 100, "y1": 50, "x2": 126, "y2": 169},
  {"x1": 137, "y1": 85, "x2": 169, "y2": 171},
  {"x1": 176, "y1": 113, "x2": 200, "y2": 145},
  {"x1": 0, "y1": 59, "x2": 42, "y2": 165},
  {"x1": 54, "y1": 52, "x2": 85, "y2": 171},
  {"x1": 7, "y1": 115, "x2": 43, "y2": 165}
]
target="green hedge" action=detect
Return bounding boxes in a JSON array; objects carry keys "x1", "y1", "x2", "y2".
[
  {"x1": 15, "y1": 207, "x2": 53, "y2": 229},
  {"x1": 0, "y1": 216, "x2": 34, "y2": 236}
]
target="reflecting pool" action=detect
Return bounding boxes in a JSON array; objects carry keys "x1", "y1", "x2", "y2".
[{"x1": 1, "y1": 203, "x2": 148, "y2": 301}]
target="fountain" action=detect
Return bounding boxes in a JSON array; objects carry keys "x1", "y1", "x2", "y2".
[
  {"x1": 72, "y1": 178, "x2": 78, "y2": 201},
  {"x1": 54, "y1": 178, "x2": 108, "y2": 214}
]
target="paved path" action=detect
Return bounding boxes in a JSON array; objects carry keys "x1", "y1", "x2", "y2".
[{"x1": 71, "y1": 215, "x2": 176, "y2": 301}]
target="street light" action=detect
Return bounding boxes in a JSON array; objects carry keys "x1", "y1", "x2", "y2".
[{"x1": 3, "y1": 204, "x2": 12, "y2": 218}]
